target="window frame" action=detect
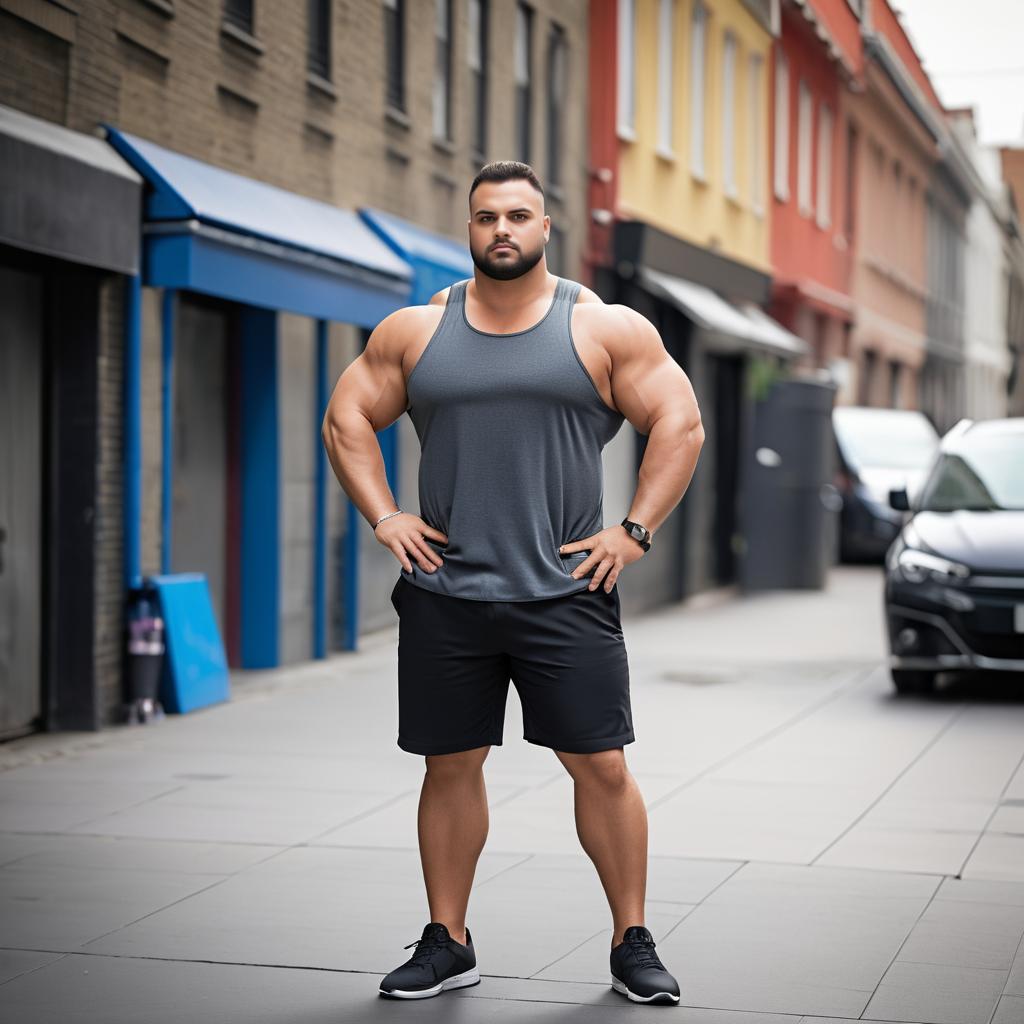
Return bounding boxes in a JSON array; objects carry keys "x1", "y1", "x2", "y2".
[
  {"x1": 689, "y1": 2, "x2": 708, "y2": 180},
  {"x1": 816, "y1": 103, "x2": 833, "y2": 229},
  {"x1": 797, "y1": 79, "x2": 813, "y2": 217},
  {"x1": 468, "y1": 0, "x2": 489, "y2": 157},
  {"x1": 617, "y1": 0, "x2": 636, "y2": 140},
  {"x1": 722, "y1": 30, "x2": 738, "y2": 199},
  {"x1": 384, "y1": 0, "x2": 406, "y2": 114},
  {"x1": 546, "y1": 22, "x2": 568, "y2": 188},
  {"x1": 514, "y1": 2, "x2": 533, "y2": 163},
  {"x1": 307, "y1": 0, "x2": 331, "y2": 80},
  {"x1": 773, "y1": 48, "x2": 789, "y2": 200},
  {"x1": 748, "y1": 52, "x2": 764, "y2": 214},
  {"x1": 432, "y1": 0, "x2": 454, "y2": 141},
  {"x1": 656, "y1": 0, "x2": 674, "y2": 156}
]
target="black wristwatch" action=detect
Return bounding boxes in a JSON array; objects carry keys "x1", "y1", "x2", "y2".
[{"x1": 621, "y1": 518, "x2": 652, "y2": 552}]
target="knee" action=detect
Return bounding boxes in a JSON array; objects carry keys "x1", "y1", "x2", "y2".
[
  {"x1": 424, "y1": 745, "x2": 489, "y2": 784},
  {"x1": 562, "y1": 749, "x2": 631, "y2": 793}
]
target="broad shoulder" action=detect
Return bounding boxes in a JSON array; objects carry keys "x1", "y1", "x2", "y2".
[
  {"x1": 572, "y1": 282, "x2": 604, "y2": 304},
  {"x1": 368, "y1": 302, "x2": 445, "y2": 358},
  {"x1": 571, "y1": 301, "x2": 660, "y2": 350}
]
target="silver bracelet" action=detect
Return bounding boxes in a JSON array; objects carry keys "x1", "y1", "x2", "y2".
[{"x1": 372, "y1": 509, "x2": 403, "y2": 530}]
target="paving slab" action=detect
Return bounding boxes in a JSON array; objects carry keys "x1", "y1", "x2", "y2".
[
  {"x1": 862, "y1": 960, "x2": 1007, "y2": 1024},
  {"x1": 992, "y1": 995, "x2": 1024, "y2": 1024},
  {"x1": 895, "y1": 897, "x2": 1024, "y2": 971}
]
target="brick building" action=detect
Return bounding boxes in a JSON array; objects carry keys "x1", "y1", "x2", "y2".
[{"x1": 0, "y1": 0, "x2": 589, "y2": 736}]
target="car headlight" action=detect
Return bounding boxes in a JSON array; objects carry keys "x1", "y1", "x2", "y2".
[{"x1": 895, "y1": 548, "x2": 970, "y2": 585}]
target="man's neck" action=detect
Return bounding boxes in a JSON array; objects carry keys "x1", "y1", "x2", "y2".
[{"x1": 469, "y1": 265, "x2": 555, "y2": 316}]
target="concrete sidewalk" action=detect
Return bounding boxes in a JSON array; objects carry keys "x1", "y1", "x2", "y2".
[{"x1": 1, "y1": 566, "x2": 1023, "y2": 1023}]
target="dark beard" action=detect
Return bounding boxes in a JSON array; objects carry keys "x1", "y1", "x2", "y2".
[{"x1": 471, "y1": 242, "x2": 545, "y2": 281}]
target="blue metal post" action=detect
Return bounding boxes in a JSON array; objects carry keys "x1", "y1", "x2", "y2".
[
  {"x1": 160, "y1": 289, "x2": 177, "y2": 575},
  {"x1": 123, "y1": 273, "x2": 143, "y2": 590},
  {"x1": 239, "y1": 307, "x2": 280, "y2": 668},
  {"x1": 313, "y1": 320, "x2": 328, "y2": 659}
]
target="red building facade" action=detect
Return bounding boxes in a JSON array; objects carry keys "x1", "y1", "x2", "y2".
[{"x1": 769, "y1": 0, "x2": 862, "y2": 381}]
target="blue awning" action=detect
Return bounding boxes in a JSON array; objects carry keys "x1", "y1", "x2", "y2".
[
  {"x1": 104, "y1": 128, "x2": 412, "y2": 325},
  {"x1": 359, "y1": 207, "x2": 473, "y2": 305}
]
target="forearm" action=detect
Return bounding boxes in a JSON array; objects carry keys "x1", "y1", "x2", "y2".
[
  {"x1": 625, "y1": 415, "x2": 705, "y2": 536},
  {"x1": 322, "y1": 410, "x2": 398, "y2": 527}
]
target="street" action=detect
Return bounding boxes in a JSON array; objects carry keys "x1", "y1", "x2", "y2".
[{"x1": 1, "y1": 565, "x2": 1023, "y2": 1023}]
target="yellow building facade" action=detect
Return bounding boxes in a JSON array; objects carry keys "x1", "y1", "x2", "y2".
[{"x1": 617, "y1": 0, "x2": 773, "y2": 274}]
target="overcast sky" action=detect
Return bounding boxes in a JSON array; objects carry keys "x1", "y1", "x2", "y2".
[{"x1": 894, "y1": 0, "x2": 1024, "y2": 146}]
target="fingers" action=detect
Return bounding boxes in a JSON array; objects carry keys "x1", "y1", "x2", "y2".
[
  {"x1": 411, "y1": 534, "x2": 443, "y2": 568},
  {"x1": 423, "y1": 525, "x2": 449, "y2": 544},
  {"x1": 387, "y1": 533, "x2": 441, "y2": 573},
  {"x1": 587, "y1": 558, "x2": 616, "y2": 591},
  {"x1": 559, "y1": 535, "x2": 595, "y2": 555}
]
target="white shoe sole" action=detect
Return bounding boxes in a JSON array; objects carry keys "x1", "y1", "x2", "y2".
[
  {"x1": 379, "y1": 966, "x2": 481, "y2": 999},
  {"x1": 611, "y1": 974, "x2": 680, "y2": 1004}
]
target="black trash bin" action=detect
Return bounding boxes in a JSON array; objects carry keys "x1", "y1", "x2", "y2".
[
  {"x1": 739, "y1": 376, "x2": 840, "y2": 591},
  {"x1": 124, "y1": 585, "x2": 166, "y2": 724}
]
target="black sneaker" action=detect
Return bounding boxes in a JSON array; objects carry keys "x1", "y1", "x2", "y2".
[
  {"x1": 378, "y1": 922, "x2": 480, "y2": 999},
  {"x1": 610, "y1": 925, "x2": 680, "y2": 1004}
]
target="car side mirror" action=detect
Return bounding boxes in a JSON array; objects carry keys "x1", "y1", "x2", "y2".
[{"x1": 889, "y1": 487, "x2": 910, "y2": 512}]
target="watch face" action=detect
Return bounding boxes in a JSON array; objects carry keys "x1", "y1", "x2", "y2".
[{"x1": 629, "y1": 524, "x2": 644, "y2": 540}]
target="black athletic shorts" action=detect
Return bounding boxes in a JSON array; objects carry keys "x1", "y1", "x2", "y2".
[{"x1": 390, "y1": 576, "x2": 635, "y2": 756}]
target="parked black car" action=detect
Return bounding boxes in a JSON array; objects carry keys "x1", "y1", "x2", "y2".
[
  {"x1": 884, "y1": 417, "x2": 1024, "y2": 694},
  {"x1": 832, "y1": 407, "x2": 939, "y2": 562}
]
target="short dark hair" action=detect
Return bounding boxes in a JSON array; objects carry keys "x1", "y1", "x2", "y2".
[{"x1": 469, "y1": 161, "x2": 545, "y2": 205}]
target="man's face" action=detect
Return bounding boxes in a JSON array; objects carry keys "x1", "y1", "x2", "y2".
[{"x1": 468, "y1": 180, "x2": 550, "y2": 281}]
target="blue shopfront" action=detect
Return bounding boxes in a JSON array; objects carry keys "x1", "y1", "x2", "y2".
[{"x1": 107, "y1": 130, "x2": 472, "y2": 670}]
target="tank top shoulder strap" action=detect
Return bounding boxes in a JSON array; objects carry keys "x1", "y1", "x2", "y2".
[
  {"x1": 555, "y1": 277, "x2": 581, "y2": 329},
  {"x1": 447, "y1": 279, "x2": 471, "y2": 308}
]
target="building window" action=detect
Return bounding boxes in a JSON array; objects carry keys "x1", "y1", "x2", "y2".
[
  {"x1": 722, "y1": 32, "x2": 737, "y2": 198},
  {"x1": 547, "y1": 223, "x2": 565, "y2": 275},
  {"x1": 816, "y1": 104, "x2": 833, "y2": 228},
  {"x1": 433, "y1": 0, "x2": 453, "y2": 140},
  {"x1": 308, "y1": 0, "x2": 331, "y2": 79},
  {"x1": 748, "y1": 53, "x2": 764, "y2": 212},
  {"x1": 515, "y1": 3, "x2": 533, "y2": 162},
  {"x1": 689, "y1": 3, "x2": 707, "y2": 178},
  {"x1": 384, "y1": 0, "x2": 405, "y2": 112},
  {"x1": 889, "y1": 359, "x2": 902, "y2": 408},
  {"x1": 891, "y1": 160, "x2": 903, "y2": 265},
  {"x1": 468, "y1": 0, "x2": 488, "y2": 157},
  {"x1": 617, "y1": 0, "x2": 635, "y2": 138},
  {"x1": 859, "y1": 348, "x2": 877, "y2": 405},
  {"x1": 797, "y1": 79, "x2": 813, "y2": 216},
  {"x1": 546, "y1": 24, "x2": 568, "y2": 188},
  {"x1": 844, "y1": 120, "x2": 857, "y2": 239},
  {"x1": 773, "y1": 49, "x2": 789, "y2": 200},
  {"x1": 657, "y1": 0, "x2": 674, "y2": 154},
  {"x1": 224, "y1": 0, "x2": 254, "y2": 34}
]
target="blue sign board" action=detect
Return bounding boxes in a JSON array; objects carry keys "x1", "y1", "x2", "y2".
[{"x1": 150, "y1": 573, "x2": 230, "y2": 713}]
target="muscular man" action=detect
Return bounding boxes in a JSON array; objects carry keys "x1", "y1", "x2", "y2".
[{"x1": 322, "y1": 161, "x2": 704, "y2": 1005}]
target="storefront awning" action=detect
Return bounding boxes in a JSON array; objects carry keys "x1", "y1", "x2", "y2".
[
  {"x1": 0, "y1": 104, "x2": 141, "y2": 274},
  {"x1": 640, "y1": 267, "x2": 809, "y2": 360},
  {"x1": 359, "y1": 207, "x2": 474, "y2": 305},
  {"x1": 105, "y1": 128, "x2": 412, "y2": 325}
]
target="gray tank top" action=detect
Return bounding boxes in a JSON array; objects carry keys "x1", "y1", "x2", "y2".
[{"x1": 402, "y1": 276, "x2": 625, "y2": 601}]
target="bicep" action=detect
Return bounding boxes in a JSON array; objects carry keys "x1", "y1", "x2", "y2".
[
  {"x1": 608, "y1": 311, "x2": 702, "y2": 436},
  {"x1": 325, "y1": 326, "x2": 408, "y2": 432}
]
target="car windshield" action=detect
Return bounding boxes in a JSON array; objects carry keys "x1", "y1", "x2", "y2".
[
  {"x1": 917, "y1": 435, "x2": 1024, "y2": 511},
  {"x1": 833, "y1": 410, "x2": 938, "y2": 471}
]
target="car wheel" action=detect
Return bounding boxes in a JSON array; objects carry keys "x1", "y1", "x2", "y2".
[{"x1": 891, "y1": 669, "x2": 936, "y2": 695}]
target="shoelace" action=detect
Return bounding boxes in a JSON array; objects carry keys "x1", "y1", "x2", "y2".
[
  {"x1": 402, "y1": 935, "x2": 448, "y2": 966},
  {"x1": 627, "y1": 936, "x2": 664, "y2": 969}
]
